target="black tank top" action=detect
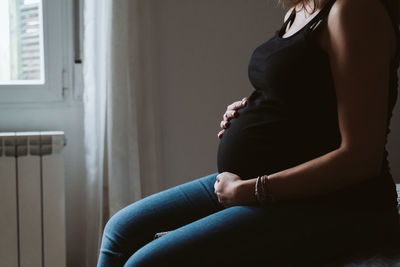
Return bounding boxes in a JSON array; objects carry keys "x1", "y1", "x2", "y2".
[{"x1": 217, "y1": 0, "x2": 399, "y2": 207}]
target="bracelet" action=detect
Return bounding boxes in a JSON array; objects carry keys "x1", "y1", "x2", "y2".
[
  {"x1": 260, "y1": 175, "x2": 266, "y2": 202},
  {"x1": 254, "y1": 175, "x2": 275, "y2": 204},
  {"x1": 255, "y1": 176, "x2": 262, "y2": 203},
  {"x1": 255, "y1": 175, "x2": 266, "y2": 204}
]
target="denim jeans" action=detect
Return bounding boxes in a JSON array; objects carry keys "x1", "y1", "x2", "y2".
[{"x1": 97, "y1": 172, "x2": 399, "y2": 267}]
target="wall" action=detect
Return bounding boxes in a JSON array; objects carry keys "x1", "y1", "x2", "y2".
[{"x1": 141, "y1": 0, "x2": 287, "y2": 189}]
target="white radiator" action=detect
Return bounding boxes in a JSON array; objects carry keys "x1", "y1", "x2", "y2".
[{"x1": 0, "y1": 132, "x2": 66, "y2": 267}]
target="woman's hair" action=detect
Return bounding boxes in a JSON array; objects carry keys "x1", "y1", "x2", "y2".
[
  {"x1": 278, "y1": 0, "x2": 320, "y2": 13},
  {"x1": 279, "y1": 0, "x2": 399, "y2": 26}
]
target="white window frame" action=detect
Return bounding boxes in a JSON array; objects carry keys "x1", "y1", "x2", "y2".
[{"x1": 0, "y1": 0, "x2": 69, "y2": 104}]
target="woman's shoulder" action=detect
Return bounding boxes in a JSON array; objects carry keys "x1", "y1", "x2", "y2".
[
  {"x1": 329, "y1": 0, "x2": 391, "y2": 24},
  {"x1": 326, "y1": 0, "x2": 396, "y2": 58}
]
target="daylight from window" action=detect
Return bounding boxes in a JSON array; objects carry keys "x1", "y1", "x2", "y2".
[{"x1": 0, "y1": 0, "x2": 44, "y2": 84}]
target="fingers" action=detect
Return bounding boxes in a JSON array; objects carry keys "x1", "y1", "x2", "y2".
[
  {"x1": 216, "y1": 193, "x2": 222, "y2": 203},
  {"x1": 217, "y1": 194, "x2": 223, "y2": 204},
  {"x1": 214, "y1": 175, "x2": 227, "y2": 206},
  {"x1": 223, "y1": 110, "x2": 237, "y2": 121},
  {"x1": 214, "y1": 176, "x2": 220, "y2": 194},
  {"x1": 214, "y1": 189, "x2": 223, "y2": 203},
  {"x1": 218, "y1": 97, "x2": 248, "y2": 138},
  {"x1": 222, "y1": 97, "x2": 247, "y2": 123},
  {"x1": 227, "y1": 97, "x2": 248, "y2": 111},
  {"x1": 220, "y1": 120, "x2": 229, "y2": 129},
  {"x1": 217, "y1": 130, "x2": 224, "y2": 139}
]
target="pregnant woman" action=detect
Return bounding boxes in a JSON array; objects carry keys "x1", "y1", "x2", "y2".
[{"x1": 98, "y1": 0, "x2": 400, "y2": 266}]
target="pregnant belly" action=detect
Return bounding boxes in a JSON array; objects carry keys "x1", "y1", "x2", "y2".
[
  {"x1": 217, "y1": 108, "x2": 295, "y2": 179},
  {"x1": 216, "y1": 106, "x2": 340, "y2": 179}
]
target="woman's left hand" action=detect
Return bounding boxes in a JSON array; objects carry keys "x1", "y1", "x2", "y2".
[{"x1": 214, "y1": 172, "x2": 248, "y2": 207}]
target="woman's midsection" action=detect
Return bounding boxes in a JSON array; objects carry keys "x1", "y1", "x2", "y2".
[{"x1": 216, "y1": 105, "x2": 340, "y2": 179}]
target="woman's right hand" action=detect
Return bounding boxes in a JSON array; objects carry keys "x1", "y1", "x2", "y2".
[{"x1": 217, "y1": 97, "x2": 248, "y2": 139}]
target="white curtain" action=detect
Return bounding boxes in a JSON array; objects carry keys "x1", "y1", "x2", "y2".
[{"x1": 83, "y1": 0, "x2": 143, "y2": 266}]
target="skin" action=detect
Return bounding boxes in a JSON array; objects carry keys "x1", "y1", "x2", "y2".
[{"x1": 214, "y1": 0, "x2": 397, "y2": 207}]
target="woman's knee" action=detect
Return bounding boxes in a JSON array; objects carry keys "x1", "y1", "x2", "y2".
[
  {"x1": 101, "y1": 209, "x2": 132, "y2": 253},
  {"x1": 99, "y1": 200, "x2": 163, "y2": 266},
  {"x1": 100, "y1": 200, "x2": 160, "y2": 255},
  {"x1": 97, "y1": 210, "x2": 135, "y2": 266}
]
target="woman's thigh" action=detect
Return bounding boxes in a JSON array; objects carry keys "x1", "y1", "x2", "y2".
[
  {"x1": 124, "y1": 200, "x2": 399, "y2": 267},
  {"x1": 97, "y1": 172, "x2": 222, "y2": 267}
]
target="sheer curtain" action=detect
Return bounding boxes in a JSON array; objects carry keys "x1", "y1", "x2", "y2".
[{"x1": 83, "y1": 0, "x2": 143, "y2": 265}]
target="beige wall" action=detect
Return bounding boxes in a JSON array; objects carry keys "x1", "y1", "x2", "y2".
[{"x1": 136, "y1": 0, "x2": 286, "y2": 191}]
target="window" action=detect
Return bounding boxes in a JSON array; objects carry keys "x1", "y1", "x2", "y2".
[
  {"x1": 0, "y1": 0, "x2": 45, "y2": 84},
  {"x1": 0, "y1": 0, "x2": 69, "y2": 103}
]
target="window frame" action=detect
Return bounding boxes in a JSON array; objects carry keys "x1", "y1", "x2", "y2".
[{"x1": 0, "y1": 0, "x2": 68, "y2": 104}]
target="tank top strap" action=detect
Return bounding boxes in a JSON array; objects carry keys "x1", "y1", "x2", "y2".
[
  {"x1": 279, "y1": 8, "x2": 297, "y2": 34},
  {"x1": 307, "y1": 0, "x2": 337, "y2": 31},
  {"x1": 278, "y1": 0, "x2": 337, "y2": 38}
]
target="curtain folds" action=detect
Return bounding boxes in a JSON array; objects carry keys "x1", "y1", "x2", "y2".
[{"x1": 83, "y1": 0, "x2": 142, "y2": 266}]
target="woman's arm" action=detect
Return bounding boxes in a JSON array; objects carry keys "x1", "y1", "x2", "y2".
[{"x1": 215, "y1": 0, "x2": 396, "y2": 206}]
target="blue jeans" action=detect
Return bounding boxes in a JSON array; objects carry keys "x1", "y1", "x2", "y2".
[{"x1": 97, "y1": 173, "x2": 399, "y2": 266}]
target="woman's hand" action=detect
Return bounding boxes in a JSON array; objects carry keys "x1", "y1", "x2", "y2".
[
  {"x1": 217, "y1": 97, "x2": 248, "y2": 139},
  {"x1": 214, "y1": 172, "x2": 255, "y2": 207}
]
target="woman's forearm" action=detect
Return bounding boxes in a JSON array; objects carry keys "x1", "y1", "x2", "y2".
[{"x1": 239, "y1": 146, "x2": 383, "y2": 203}]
